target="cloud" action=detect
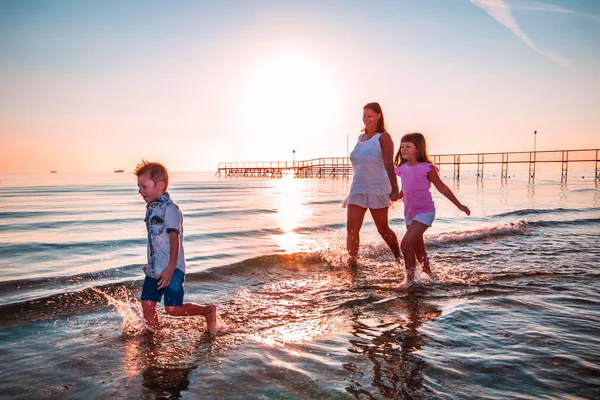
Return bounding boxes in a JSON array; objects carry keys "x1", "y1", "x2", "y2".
[
  {"x1": 510, "y1": 1, "x2": 574, "y2": 14},
  {"x1": 469, "y1": 0, "x2": 572, "y2": 67},
  {"x1": 510, "y1": 0, "x2": 600, "y2": 22}
]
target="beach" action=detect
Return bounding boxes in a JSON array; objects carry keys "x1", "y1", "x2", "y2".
[{"x1": 1, "y1": 170, "x2": 599, "y2": 399}]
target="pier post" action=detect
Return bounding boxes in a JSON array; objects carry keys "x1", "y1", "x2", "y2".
[
  {"x1": 594, "y1": 149, "x2": 600, "y2": 182},
  {"x1": 529, "y1": 130, "x2": 537, "y2": 182},
  {"x1": 477, "y1": 154, "x2": 484, "y2": 178},
  {"x1": 453, "y1": 154, "x2": 460, "y2": 179},
  {"x1": 501, "y1": 153, "x2": 508, "y2": 180},
  {"x1": 528, "y1": 151, "x2": 536, "y2": 182},
  {"x1": 561, "y1": 150, "x2": 569, "y2": 182}
]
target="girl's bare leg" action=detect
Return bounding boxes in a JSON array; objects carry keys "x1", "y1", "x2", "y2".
[
  {"x1": 414, "y1": 235, "x2": 432, "y2": 276},
  {"x1": 399, "y1": 221, "x2": 429, "y2": 289},
  {"x1": 370, "y1": 207, "x2": 401, "y2": 259}
]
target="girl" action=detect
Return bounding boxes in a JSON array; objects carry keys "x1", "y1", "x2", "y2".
[{"x1": 394, "y1": 133, "x2": 470, "y2": 289}]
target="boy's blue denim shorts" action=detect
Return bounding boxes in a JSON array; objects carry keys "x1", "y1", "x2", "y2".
[
  {"x1": 141, "y1": 268, "x2": 185, "y2": 306},
  {"x1": 405, "y1": 212, "x2": 436, "y2": 227}
]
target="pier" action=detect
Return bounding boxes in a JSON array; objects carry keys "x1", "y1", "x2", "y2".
[
  {"x1": 216, "y1": 157, "x2": 352, "y2": 178},
  {"x1": 217, "y1": 148, "x2": 600, "y2": 181}
]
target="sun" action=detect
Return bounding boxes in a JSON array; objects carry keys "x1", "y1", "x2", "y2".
[{"x1": 237, "y1": 52, "x2": 341, "y2": 157}]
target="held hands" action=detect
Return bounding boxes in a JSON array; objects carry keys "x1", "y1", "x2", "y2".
[
  {"x1": 458, "y1": 204, "x2": 471, "y2": 216},
  {"x1": 390, "y1": 191, "x2": 403, "y2": 202}
]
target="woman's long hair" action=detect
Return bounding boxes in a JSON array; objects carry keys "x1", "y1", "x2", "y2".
[
  {"x1": 394, "y1": 132, "x2": 434, "y2": 166},
  {"x1": 362, "y1": 102, "x2": 386, "y2": 133}
]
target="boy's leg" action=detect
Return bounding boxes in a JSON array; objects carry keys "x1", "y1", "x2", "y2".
[
  {"x1": 400, "y1": 221, "x2": 429, "y2": 284},
  {"x1": 163, "y1": 269, "x2": 219, "y2": 332},
  {"x1": 370, "y1": 207, "x2": 401, "y2": 259},
  {"x1": 141, "y1": 275, "x2": 162, "y2": 332},
  {"x1": 165, "y1": 304, "x2": 219, "y2": 331},
  {"x1": 142, "y1": 301, "x2": 159, "y2": 331}
]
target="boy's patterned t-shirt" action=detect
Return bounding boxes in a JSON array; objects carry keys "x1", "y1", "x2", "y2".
[{"x1": 144, "y1": 192, "x2": 186, "y2": 278}]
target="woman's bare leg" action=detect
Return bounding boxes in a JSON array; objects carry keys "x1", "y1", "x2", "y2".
[
  {"x1": 347, "y1": 204, "x2": 368, "y2": 262},
  {"x1": 370, "y1": 207, "x2": 401, "y2": 259}
]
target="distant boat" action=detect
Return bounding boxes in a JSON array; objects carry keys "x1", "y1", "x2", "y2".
[
  {"x1": 50, "y1": 170, "x2": 58, "y2": 173},
  {"x1": 114, "y1": 168, "x2": 125, "y2": 173}
]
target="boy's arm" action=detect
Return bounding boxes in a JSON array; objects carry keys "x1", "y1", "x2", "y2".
[
  {"x1": 157, "y1": 231, "x2": 179, "y2": 290},
  {"x1": 428, "y1": 167, "x2": 470, "y2": 215}
]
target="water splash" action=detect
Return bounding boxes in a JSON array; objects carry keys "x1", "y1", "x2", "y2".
[{"x1": 92, "y1": 287, "x2": 146, "y2": 335}]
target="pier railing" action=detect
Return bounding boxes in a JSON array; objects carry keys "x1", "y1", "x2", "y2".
[
  {"x1": 217, "y1": 148, "x2": 600, "y2": 181},
  {"x1": 431, "y1": 148, "x2": 599, "y2": 181}
]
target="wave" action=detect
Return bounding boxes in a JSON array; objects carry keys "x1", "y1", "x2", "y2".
[
  {"x1": 426, "y1": 221, "x2": 530, "y2": 247},
  {"x1": 305, "y1": 199, "x2": 344, "y2": 206},
  {"x1": 0, "y1": 216, "x2": 141, "y2": 232},
  {"x1": 173, "y1": 184, "x2": 270, "y2": 191},
  {"x1": 530, "y1": 217, "x2": 600, "y2": 227},
  {"x1": 185, "y1": 208, "x2": 277, "y2": 218},
  {"x1": 491, "y1": 207, "x2": 600, "y2": 218},
  {"x1": 0, "y1": 253, "x2": 331, "y2": 328},
  {"x1": 0, "y1": 186, "x2": 133, "y2": 196},
  {"x1": 0, "y1": 237, "x2": 147, "y2": 258},
  {"x1": 0, "y1": 210, "x2": 113, "y2": 220},
  {"x1": 0, "y1": 225, "x2": 289, "y2": 258}
]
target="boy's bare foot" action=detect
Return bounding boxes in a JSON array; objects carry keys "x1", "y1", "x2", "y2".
[
  {"x1": 347, "y1": 256, "x2": 358, "y2": 268},
  {"x1": 396, "y1": 279, "x2": 415, "y2": 291},
  {"x1": 143, "y1": 326, "x2": 155, "y2": 335},
  {"x1": 205, "y1": 304, "x2": 219, "y2": 334}
]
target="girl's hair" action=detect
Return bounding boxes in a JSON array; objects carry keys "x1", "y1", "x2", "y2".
[
  {"x1": 394, "y1": 132, "x2": 434, "y2": 166},
  {"x1": 133, "y1": 159, "x2": 170, "y2": 191},
  {"x1": 363, "y1": 102, "x2": 386, "y2": 133}
]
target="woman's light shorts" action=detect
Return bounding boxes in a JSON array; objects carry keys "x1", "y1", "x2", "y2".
[
  {"x1": 343, "y1": 193, "x2": 391, "y2": 209},
  {"x1": 405, "y1": 212, "x2": 436, "y2": 227}
]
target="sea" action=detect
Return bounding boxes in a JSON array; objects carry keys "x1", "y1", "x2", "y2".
[{"x1": 0, "y1": 167, "x2": 599, "y2": 400}]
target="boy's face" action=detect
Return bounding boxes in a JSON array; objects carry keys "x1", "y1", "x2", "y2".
[{"x1": 137, "y1": 174, "x2": 166, "y2": 203}]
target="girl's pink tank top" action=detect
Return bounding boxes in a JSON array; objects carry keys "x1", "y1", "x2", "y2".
[{"x1": 394, "y1": 162, "x2": 438, "y2": 218}]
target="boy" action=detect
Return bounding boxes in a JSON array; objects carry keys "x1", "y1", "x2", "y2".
[{"x1": 134, "y1": 160, "x2": 218, "y2": 334}]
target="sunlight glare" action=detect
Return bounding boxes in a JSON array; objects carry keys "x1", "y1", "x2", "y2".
[
  {"x1": 238, "y1": 53, "x2": 341, "y2": 150},
  {"x1": 273, "y1": 174, "x2": 306, "y2": 252}
]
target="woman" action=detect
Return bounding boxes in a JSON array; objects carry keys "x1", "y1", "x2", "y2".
[{"x1": 344, "y1": 102, "x2": 401, "y2": 266}]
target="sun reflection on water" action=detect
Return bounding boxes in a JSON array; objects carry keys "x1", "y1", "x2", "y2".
[{"x1": 273, "y1": 175, "x2": 308, "y2": 253}]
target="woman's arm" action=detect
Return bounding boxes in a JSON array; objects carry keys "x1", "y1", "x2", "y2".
[{"x1": 380, "y1": 132, "x2": 400, "y2": 198}]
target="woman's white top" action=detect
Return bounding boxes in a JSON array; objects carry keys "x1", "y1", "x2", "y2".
[{"x1": 343, "y1": 132, "x2": 392, "y2": 209}]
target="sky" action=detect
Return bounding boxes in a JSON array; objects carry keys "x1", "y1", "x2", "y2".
[{"x1": 1, "y1": 0, "x2": 599, "y2": 173}]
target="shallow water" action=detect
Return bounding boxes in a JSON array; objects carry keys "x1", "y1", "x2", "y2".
[{"x1": 1, "y1": 170, "x2": 599, "y2": 399}]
